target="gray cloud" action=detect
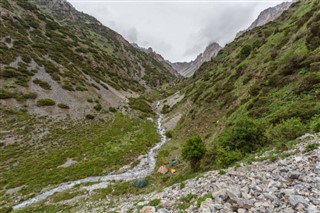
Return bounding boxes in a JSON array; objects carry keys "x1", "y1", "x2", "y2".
[
  {"x1": 70, "y1": 0, "x2": 290, "y2": 62},
  {"x1": 126, "y1": 27, "x2": 138, "y2": 42}
]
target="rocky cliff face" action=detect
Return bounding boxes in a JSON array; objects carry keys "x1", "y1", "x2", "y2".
[
  {"x1": 170, "y1": 42, "x2": 222, "y2": 77},
  {"x1": 236, "y1": 2, "x2": 292, "y2": 38}
]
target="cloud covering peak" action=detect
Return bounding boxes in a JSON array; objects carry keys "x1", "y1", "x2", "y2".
[{"x1": 70, "y1": 0, "x2": 290, "y2": 62}]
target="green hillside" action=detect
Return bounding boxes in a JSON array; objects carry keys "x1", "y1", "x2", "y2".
[
  {"x1": 1, "y1": 0, "x2": 320, "y2": 211},
  {"x1": 160, "y1": 0, "x2": 320, "y2": 172},
  {"x1": 0, "y1": 0, "x2": 176, "y2": 211}
]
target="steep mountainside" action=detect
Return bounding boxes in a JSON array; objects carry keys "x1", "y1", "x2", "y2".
[
  {"x1": 170, "y1": 42, "x2": 222, "y2": 77},
  {"x1": 158, "y1": 0, "x2": 320, "y2": 178},
  {"x1": 0, "y1": 0, "x2": 177, "y2": 119},
  {"x1": 132, "y1": 43, "x2": 180, "y2": 77},
  {"x1": 236, "y1": 2, "x2": 292, "y2": 38},
  {"x1": 1, "y1": 0, "x2": 320, "y2": 212},
  {"x1": 33, "y1": 0, "x2": 177, "y2": 88},
  {"x1": 0, "y1": 0, "x2": 176, "y2": 211}
]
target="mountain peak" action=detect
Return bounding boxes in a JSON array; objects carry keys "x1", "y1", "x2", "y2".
[
  {"x1": 170, "y1": 42, "x2": 222, "y2": 77},
  {"x1": 236, "y1": 1, "x2": 292, "y2": 38}
]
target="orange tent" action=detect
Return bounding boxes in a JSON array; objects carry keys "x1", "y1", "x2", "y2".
[{"x1": 157, "y1": 165, "x2": 168, "y2": 174}]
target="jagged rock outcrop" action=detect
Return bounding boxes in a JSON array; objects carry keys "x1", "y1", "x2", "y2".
[
  {"x1": 170, "y1": 42, "x2": 222, "y2": 77},
  {"x1": 103, "y1": 134, "x2": 320, "y2": 213},
  {"x1": 236, "y1": 2, "x2": 292, "y2": 38}
]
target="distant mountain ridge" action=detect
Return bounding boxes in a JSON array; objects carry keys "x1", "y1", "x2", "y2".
[
  {"x1": 236, "y1": 1, "x2": 292, "y2": 38},
  {"x1": 170, "y1": 42, "x2": 222, "y2": 77}
]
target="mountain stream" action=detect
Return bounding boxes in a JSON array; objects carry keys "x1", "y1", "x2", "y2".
[{"x1": 13, "y1": 102, "x2": 167, "y2": 210}]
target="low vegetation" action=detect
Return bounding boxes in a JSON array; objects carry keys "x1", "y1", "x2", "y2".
[
  {"x1": 182, "y1": 136, "x2": 206, "y2": 172},
  {"x1": 129, "y1": 97, "x2": 154, "y2": 114},
  {"x1": 36, "y1": 98, "x2": 56, "y2": 106},
  {"x1": 33, "y1": 78, "x2": 51, "y2": 90},
  {"x1": 57, "y1": 103, "x2": 69, "y2": 109},
  {"x1": 0, "y1": 111, "x2": 159, "y2": 209}
]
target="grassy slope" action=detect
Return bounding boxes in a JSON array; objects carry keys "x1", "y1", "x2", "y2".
[
  {"x1": 68, "y1": 1, "x2": 319, "y2": 205},
  {"x1": 0, "y1": 1, "x2": 174, "y2": 212},
  {"x1": 0, "y1": 0, "x2": 176, "y2": 104},
  {"x1": 2, "y1": 0, "x2": 320, "y2": 211},
  {"x1": 154, "y1": 0, "x2": 320, "y2": 184},
  {"x1": 0, "y1": 104, "x2": 159, "y2": 211}
]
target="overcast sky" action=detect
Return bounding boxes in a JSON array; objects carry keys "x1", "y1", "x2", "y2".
[{"x1": 69, "y1": 0, "x2": 290, "y2": 62}]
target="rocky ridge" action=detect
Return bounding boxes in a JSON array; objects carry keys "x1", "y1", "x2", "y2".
[
  {"x1": 99, "y1": 133, "x2": 320, "y2": 213},
  {"x1": 170, "y1": 42, "x2": 222, "y2": 77},
  {"x1": 236, "y1": 2, "x2": 292, "y2": 38}
]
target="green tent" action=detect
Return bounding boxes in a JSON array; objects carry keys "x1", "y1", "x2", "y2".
[{"x1": 133, "y1": 178, "x2": 148, "y2": 188}]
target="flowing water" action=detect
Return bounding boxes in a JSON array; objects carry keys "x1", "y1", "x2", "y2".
[{"x1": 13, "y1": 102, "x2": 167, "y2": 210}]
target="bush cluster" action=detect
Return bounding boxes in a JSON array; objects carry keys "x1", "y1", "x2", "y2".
[
  {"x1": 36, "y1": 98, "x2": 56, "y2": 106},
  {"x1": 128, "y1": 98, "x2": 153, "y2": 114},
  {"x1": 265, "y1": 117, "x2": 306, "y2": 143},
  {"x1": 57, "y1": 103, "x2": 70, "y2": 109},
  {"x1": 33, "y1": 78, "x2": 51, "y2": 90}
]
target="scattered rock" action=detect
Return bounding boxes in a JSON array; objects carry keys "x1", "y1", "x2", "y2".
[
  {"x1": 237, "y1": 199, "x2": 254, "y2": 209},
  {"x1": 212, "y1": 189, "x2": 227, "y2": 200},
  {"x1": 103, "y1": 133, "x2": 320, "y2": 213},
  {"x1": 288, "y1": 171, "x2": 301, "y2": 179},
  {"x1": 199, "y1": 198, "x2": 215, "y2": 213},
  {"x1": 157, "y1": 208, "x2": 170, "y2": 213},
  {"x1": 141, "y1": 206, "x2": 156, "y2": 213},
  {"x1": 287, "y1": 195, "x2": 308, "y2": 207}
]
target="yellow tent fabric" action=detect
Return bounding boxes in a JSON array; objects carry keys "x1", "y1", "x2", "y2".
[
  {"x1": 170, "y1": 168, "x2": 176, "y2": 174},
  {"x1": 157, "y1": 165, "x2": 168, "y2": 174}
]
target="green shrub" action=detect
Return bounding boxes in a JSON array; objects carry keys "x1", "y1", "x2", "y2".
[
  {"x1": 94, "y1": 103, "x2": 102, "y2": 111},
  {"x1": 0, "y1": 67, "x2": 20, "y2": 78},
  {"x1": 240, "y1": 45, "x2": 252, "y2": 59},
  {"x1": 197, "y1": 194, "x2": 213, "y2": 207},
  {"x1": 109, "y1": 107, "x2": 117, "y2": 112},
  {"x1": 148, "y1": 199, "x2": 160, "y2": 206},
  {"x1": 218, "y1": 117, "x2": 265, "y2": 153},
  {"x1": 306, "y1": 19, "x2": 320, "y2": 51},
  {"x1": 218, "y1": 169, "x2": 226, "y2": 175},
  {"x1": 57, "y1": 103, "x2": 69, "y2": 109},
  {"x1": 305, "y1": 143, "x2": 319, "y2": 152},
  {"x1": 269, "y1": 102, "x2": 319, "y2": 124},
  {"x1": 85, "y1": 114, "x2": 95, "y2": 119},
  {"x1": 165, "y1": 131, "x2": 173, "y2": 138},
  {"x1": 161, "y1": 104, "x2": 171, "y2": 114},
  {"x1": 62, "y1": 84, "x2": 74, "y2": 91},
  {"x1": 182, "y1": 136, "x2": 206, "y2": 172},
  {"x1": 33, "y1": 78, "x2": 51, "y2": 90},
  {"x1": 129, "y1": 98, "x2": 153, "y2": 114},
  {"x1": 216, "y1": 147, "x2": 243, "y2": 168},
  {"x1": 266, "y1": 117, "x2": 307, "y2": 143},
  {"x1": 0, "y1": 89, "x2": 15, "y2": 99},
  {"x1": 309, "y1": 116, "x2": 320, "y2": 132},
  {"x1": 180, "y1": 182, "x2": 185, "y2": 189},
  {"x1": 22, "y1": 92, "x2": 37, "y2": 99},
  {"x1": 36, "y1": 98, "x2": 56, "y2": 106},
  {"x1": 298, "y1": 74, "x2": 320, "y2": 94},
  {"x1": 178, "y1": 193, "x2": 197, "y2": 210}
]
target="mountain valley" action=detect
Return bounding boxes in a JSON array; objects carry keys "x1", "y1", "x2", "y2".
[{"x1": 0, "y1": 0, "x2": 320, "y2": 212}]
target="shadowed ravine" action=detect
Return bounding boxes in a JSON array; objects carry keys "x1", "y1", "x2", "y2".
[{"x1": 13, "y1": 102, "x2": 167, "y2": 210}]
